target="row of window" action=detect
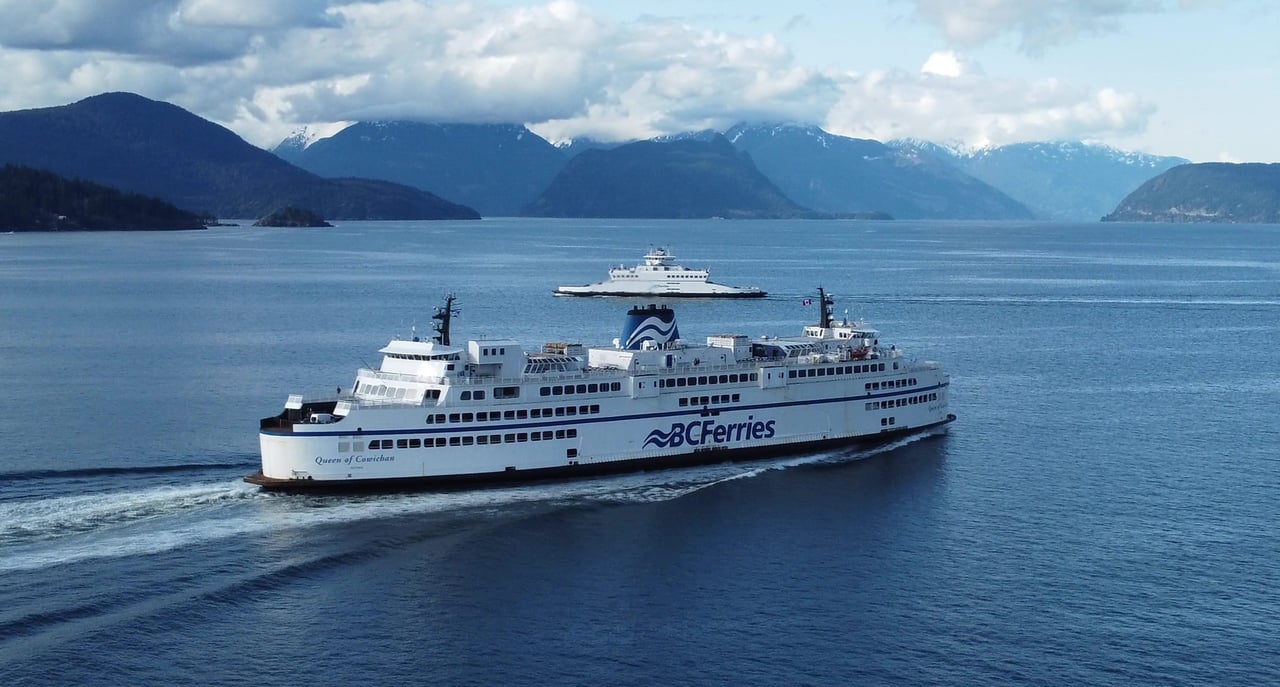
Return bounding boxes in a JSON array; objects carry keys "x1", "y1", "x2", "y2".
[
  {"x1": 355, "y1": 428, "x2": 581, "y2": 452},
  {"x1": 657, "y1": 372, "x2": 759, "y2": 389},
  {"x1": 788, "y1": 363, "x2": 886, "y2": 380},
  {"x1": 678, "y1": 394, "x2": 741, "y2": 407},
  {"x1": 539, "y1": 382, "x2": 624, "y2": 397},
  {"x1": 456, "y1": 385, "x2": 521, "y2": 401},
  {"x1": 384, "y1": 352, "x2": 460, "y2": 361},
  {"x1": 865, "y1": 393, "x2": 937, "y2": 410},
  {"x1": 425, "y1": 404, "x2": 604, "y2": 425},
  {"x1": 866, "y1": 377, "x2": 918, "y2": 392}
]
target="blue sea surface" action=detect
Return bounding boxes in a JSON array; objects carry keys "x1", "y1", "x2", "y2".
[{"x1": 1, "y1": 219, "x2": 1278, "y2": 685}]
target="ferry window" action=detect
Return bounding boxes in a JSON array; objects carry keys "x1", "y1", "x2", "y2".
[
  {"x1": 588, "y1": 383, "x2": 598, "y2": 393},
  {"x1": 889, "y1": 417, "x2": 896, "y2": 425},
  {"x1": 505, "y1": 433, "x2": 516, "y2": 443},
  {"x1": 396, "y1": 439, "x2": 407, "y2": 449},
  {"x1": 531, "y1": 433, "x2": 541, "y2": 441},
  {"x1": 504, "y1": 411, "x2": 515, "y2": 420},
  {"x1": 567, "y1": 448, "x2": 578, "y2": 458},
  {"x1": 556, "y1": 430, "x2": 566, "y2": 439},
  {"x1": 881, "y1": 418, "x2": 887, "y2": 426},
  {"x1": 410, "y1": 439, "x2": 421, "y2": 448},
  {"x1": 427, "y1": 390, "x2": 441, "y2": 399},
  {"x1": 496, "y1": 386, "x2": 519, "y2": 399},
  {"x1": 698, "y1": 376, "x2": 707, "y2": 385},
  {"x1": 879, "y1": 364, "x2": 885, "y2": 371},
  {"x1": 542, "y1": 431, "x2": 553, "y2": 440},
  {"x1": 447, "y1": 364, "x2": 455, "y2": 370},
  {"x1": 500, "y1": 348, "x2": 505, "y2": 355},
  {"x1": 566, "y1": 406, "x2": 577, "y2": 416},
  {"x1": 568, "y1": 429, "x2": 577, "y2": 438},
  {"x1": 611, "y1": 383, "x2": 621, "y2": 391},
  {"x1": 353, "y1": 441, "x2": 365, "y2": 452},
  {"x1": 518, "y1": 433, "x2": 528, "y2": 442},
  {"x1": 750, "y1": 374, "x2": 757, "y2": 381},
  {"x1": 462, "y1": 413, "x2": 473, "y2": 422},
  {"x1": 462, "y1": 436, "x2": 474, "y2": 446},
  {"x1": 555, "y1": 407, "x2": 566, "y2": 417},
  {"x1": 339, "y1": 442, "x2": 350, "y2": 453},
  {"x1": 679, "y1": 398, "x2": 689, "y2": 407},
  {"x1": 474, "y1": 390, "x2": 485, "y2": 400},
  {"x1": 540, "y1": 387, "x2": 550, "y2": 396},
  {"x1": 687, "y1": 377, "x2": 696, "y2": 386},
  {"x1": 450, "y1": 437, "x2": 461, "y2": 446},
  {"x1": 576, "y1": 384, "x2": 586, "y2": 394},
  {"x1": 436, "y1": 438, "x2": 447, "y2": 447},
  {"x1": 676, "y1": 378, "x2": 686, "y2": 387},
  {"x1": 732, "y1": 394, "x2": 739, "y2": 402},
  {"x1": 894, "y1": 363, "x2": 899, "y2": 370},
  {"x1": 578, "y1": 405, "x2": 589, "y2": 414},
  {"x1": 461, "y1": 391, "x2": 472, "y2": 401},
  {"x1": 477, "y1": 436, "x2": 489, "y2": 445},
  {"x1": 553, "y1": 385, "x2": 563, "y2": 395},
  {"x1": 729, "y1": 374, "x2": 739, "y2": 382},
  {"x1": 517, "y1": 410, "x2": 528, "y2": 419},
  {"x1": 590, "y1": 405, "x2": 600, "y2": 413},
  {"x1": 490, "y1": 434, "x2": 501, "y2": 444},
  {"x1": 449, "y1": 413, "x2": 460, "y2": 422}
]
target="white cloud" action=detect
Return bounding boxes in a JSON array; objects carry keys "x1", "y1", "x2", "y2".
[
  {"x1": 0, "y1": 0, "x2": 1159, "y2": 151},
  {"x1": 824, "y1": 63, "x2": 1153, "y2": 150},
  {"x1": 903, "y1": 0, "x2": 1235, "y2": 53}
]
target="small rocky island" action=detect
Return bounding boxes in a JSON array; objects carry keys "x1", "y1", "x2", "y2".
[{"x1": 253, "y1": 206, "x2": 333, "y2": 227}]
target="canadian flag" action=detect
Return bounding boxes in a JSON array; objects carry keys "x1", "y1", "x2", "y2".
[{"x1": 801, "y1": 298, "x2": 812, "y2": 306}]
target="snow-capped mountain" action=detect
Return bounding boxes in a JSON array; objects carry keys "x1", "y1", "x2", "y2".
[
  {"x1": 890, "y1": 139, "x2": 1189, "y2": 221},
  {"x1": 725, "y1": 123, "x2": 1033, "y2": 219}
]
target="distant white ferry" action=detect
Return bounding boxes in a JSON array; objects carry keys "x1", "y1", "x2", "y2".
[
  {"x1": 247, "y1": 290, "x2": 953, "y2": 491},
  {"x1": 554, "y1": 247, "x2": 765, "y2": 298}
]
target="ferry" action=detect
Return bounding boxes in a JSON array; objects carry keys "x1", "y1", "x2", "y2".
[
  {"x1": 554, "y1": 247, "x2": 765, "y2": 298},
  {"x1": 247, "y1": 290, "x2": 953, "y2": 491}
]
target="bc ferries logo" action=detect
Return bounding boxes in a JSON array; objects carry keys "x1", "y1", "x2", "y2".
[
  {"x1": 644, "y1": 416, "x2": 776, "y2": 449},
  {"x1": 625, "y1": 315, "x2": 679, "y2": 349}
]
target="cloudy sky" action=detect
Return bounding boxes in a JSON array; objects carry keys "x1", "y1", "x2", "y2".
[{"x1": 0, "y1": 0, "x2": 1274, "y2": 161}]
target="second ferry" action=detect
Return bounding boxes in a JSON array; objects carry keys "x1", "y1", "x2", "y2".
[
  {"x1": 248, "y1": 290, "x2": 953, "y2": 490},
  {"x1": 554, "y1": 247, "x2": 765, "y2": 298}
]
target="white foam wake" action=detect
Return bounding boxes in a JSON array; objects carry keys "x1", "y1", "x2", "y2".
[{"x1": 1, "y1": 434, "x2": 939, "y2": 572}]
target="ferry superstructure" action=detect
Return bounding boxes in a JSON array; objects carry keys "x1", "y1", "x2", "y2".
[
  {"x1": 554, "y1": 247, "x2": 765, "y2": 298},
  {"x1": 247, "y1": 291, "x2": 953, "y2": 490}
]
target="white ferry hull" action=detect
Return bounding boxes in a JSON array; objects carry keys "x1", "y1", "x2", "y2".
[
  {"x1": 248, "y1": 290, "x2": 953, "y2": 492},
  {"x1": 250, "y1": 371, "x2": 952, "y2": 491}
]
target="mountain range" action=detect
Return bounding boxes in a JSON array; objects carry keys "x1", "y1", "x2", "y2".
[
  {"x1": 0, "y1": 93, "x2": 479, "y2": 220},
  {"x1": 892, "y1": 140, "x2": 1189, "y2": 221},
  {"x1": 726, "y1": 124, "x2": 1032, "y2": 219},
  {"x1": 0, "y1": 91, "x2": 1244, "y2": 224}
]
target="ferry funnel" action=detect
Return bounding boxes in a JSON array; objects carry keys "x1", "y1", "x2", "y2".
[{"x1": 620, "y1": 304, "x2": 680, "y2": 350}]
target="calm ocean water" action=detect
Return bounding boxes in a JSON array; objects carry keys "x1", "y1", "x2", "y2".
[{"x1": 1, "y1": 219, "x2": 1278, "y2": 685}]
